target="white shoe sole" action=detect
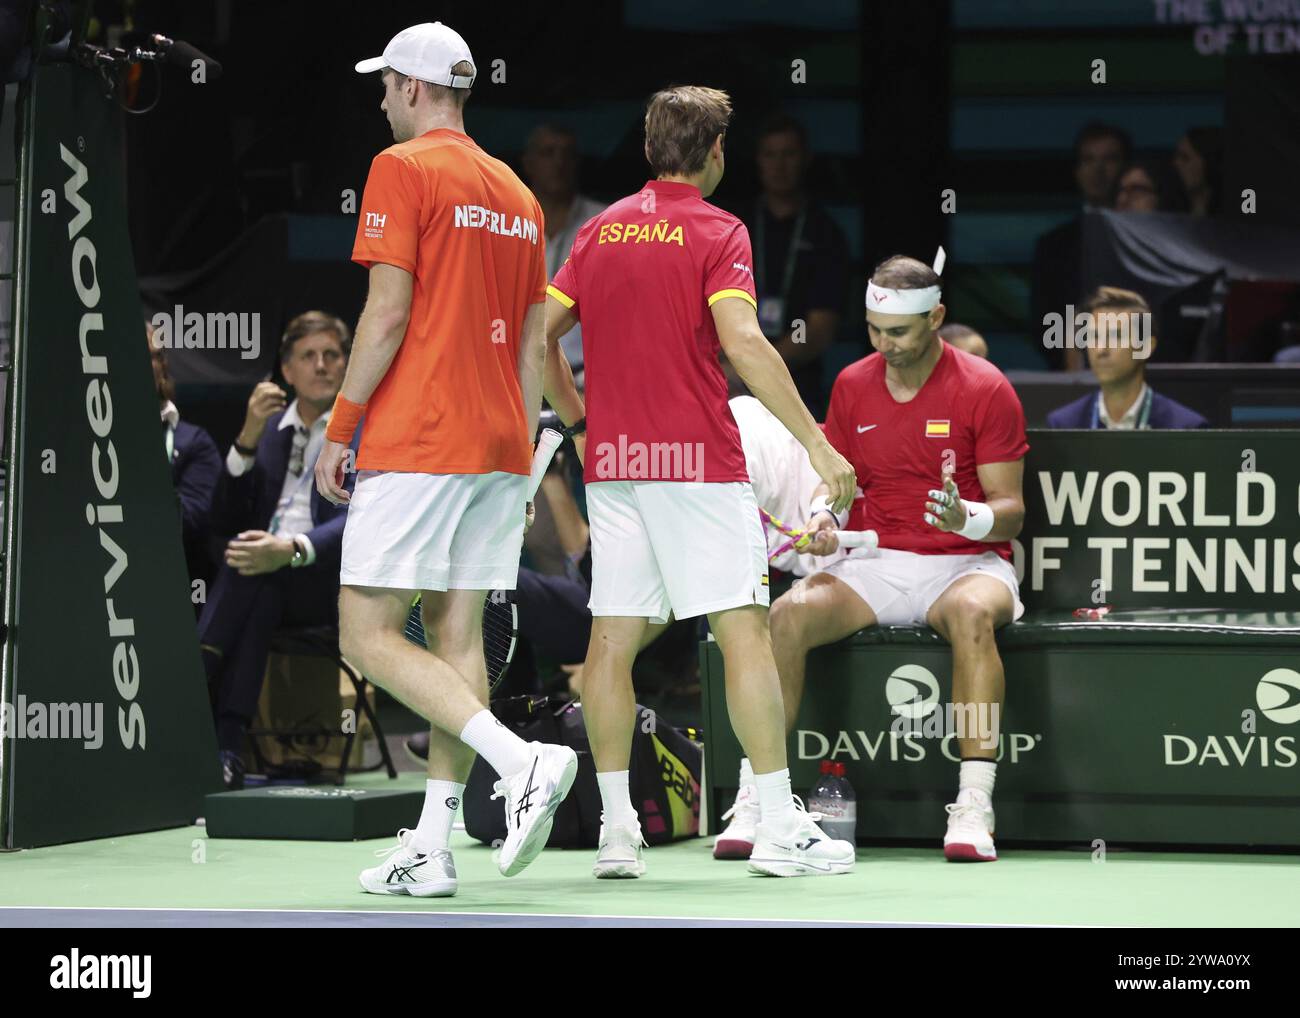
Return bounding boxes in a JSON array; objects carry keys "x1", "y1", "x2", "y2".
[
  {"x1": 593, "y1": 858, "x2": 646, "y2": 879},
  {"x1": 747, "y1": 855, "x2": 854, "y2": 877},
  {"x1": 358, "y1": 875, "x2": 458, "y2": 897},
  {"x1": 500, "y1": 750, "x2": 579, "y2": 877}
]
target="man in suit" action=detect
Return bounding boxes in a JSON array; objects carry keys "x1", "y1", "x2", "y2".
[
  {"x1": 149, "y1": 321, "x2": 221, "y2": 608},
  {"x1": 199, "y1": 311, "x2": 360, "y2": 788},
  {"x1": 1046, "y1": 287, "x2": 1208, "y2": 430}
]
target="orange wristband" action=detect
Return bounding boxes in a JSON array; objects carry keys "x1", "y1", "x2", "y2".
[{"x1": 325, "y1": 394, "x2": 366, "y2": 444}]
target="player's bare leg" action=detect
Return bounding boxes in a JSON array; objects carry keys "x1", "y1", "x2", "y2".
[
  {"x1": 709, "y1": 603, "x2": 854, "y2": 876},
  {"x1": 583, "y1": 615, "x2": 648, "y2": 772},
  {"x1": 769, "y1": 573, "x2": 878, "y2": 733},
  {"x1": 341, "y1": 584, "x2": 577, "y2": 882},
  {"x1": 353, "y1": 588, "x2": 485, "y2": 897},
  {"x1": 339, "y1": 586, "x2": 487, "y2": 734},
  {"x1": 707, "y1": 605, "x2": 787, "y2": 771},
  {"x1": 582, "y1": 615, "x2": 651, "y2": 877},
  {"x1": 712, "y1": 576, "x2": 874, "y2": 860},
  {"x1": 418, "y1": 589, "x2": 489, "y2": 786},
  {"x1": 926, "y1": 574, "x2": 1015, "y2": 862}
]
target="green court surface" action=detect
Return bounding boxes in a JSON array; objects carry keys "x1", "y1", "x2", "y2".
[{"x1": 3, "y1": 773, "x2": 1296, "y2": 927}]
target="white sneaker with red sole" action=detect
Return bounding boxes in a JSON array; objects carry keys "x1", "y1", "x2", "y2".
[
  {"x1": 713, "y1": 781, "x2": 759, "y2": 859},
  {"x1": 943, "y1": 790, "x2": 997, "y2": 862}
]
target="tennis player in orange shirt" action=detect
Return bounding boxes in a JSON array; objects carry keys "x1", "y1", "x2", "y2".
[{"x1": 314, "y1": 22, "x2": 576, "y2": 898}]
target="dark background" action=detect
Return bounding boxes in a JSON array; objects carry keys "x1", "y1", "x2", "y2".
[{"x1": 74, "y1": 0, "x2": 1300, "y2": 441}]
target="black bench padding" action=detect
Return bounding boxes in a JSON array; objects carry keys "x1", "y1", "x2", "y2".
[{"x1": 846, "y1": 609, "x2": 1300, "y2": 649}]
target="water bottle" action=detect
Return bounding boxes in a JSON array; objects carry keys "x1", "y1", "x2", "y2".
[{"x1": 807, "y1": 761, "x2": 857, "y2": 845}]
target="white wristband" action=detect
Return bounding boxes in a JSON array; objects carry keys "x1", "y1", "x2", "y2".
[
  {"x1": 808, "y1": 495, "x2": 845, "y2": 529},
  {"x1": 956, "y1": 500, "x2": 995, "y2": 541}
]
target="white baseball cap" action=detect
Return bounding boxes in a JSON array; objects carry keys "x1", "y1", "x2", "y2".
[{"x1": 355, "y1": 22, "x2": 476, "y2": 88}]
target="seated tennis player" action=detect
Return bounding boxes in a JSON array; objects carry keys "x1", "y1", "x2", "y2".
[{"x1": 718, "y1": 253, "x2": 1029, "y2": 864}]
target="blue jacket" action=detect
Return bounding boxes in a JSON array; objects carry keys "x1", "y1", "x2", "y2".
[
  {"x1": 171, "y1": 419, "x2": 222, "y2": 583},
  {"x1": 1046, "y1": 388, "x2": 1209, "y2": 430},
  {"x1": 210, "y1": 410, "x2": 362, "y2": 569}
]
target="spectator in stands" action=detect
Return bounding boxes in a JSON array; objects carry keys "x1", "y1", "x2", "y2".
[
  {"x1": 1031, "y1": 123, "x2": 1132, "y2": 371},
  {"x1": 1046, "y1": 288, "x2": 1207, "y2": 429},
  {"x1": 522, "y1": 124, "x2": 605, "y2": 381},
  {"x1": 1173, "y1": 127, "x2": 1223, "y2": 218},
  {"x1": 199, "y1": 311, "x2": 361, "y2": 789},
  {"x1": 938, "y1": 322, "x2": 989, "y2": 360},
  {"x1": 735, "y1": 112, "x2": 849, "y2": 416},
  {"x1": 148, "y1": 320, "x2": 221, "y2": 613},
  {"x1": 1113, "y1": 158, "x2": 1188, "y2": 213}
]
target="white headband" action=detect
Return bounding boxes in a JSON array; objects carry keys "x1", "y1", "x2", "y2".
[
  {"x1": 864, "y1": 284, "x2": 941, "y2": 314},
  {"x1": 864, "y1": 246, "x2": 947, "y2": 314}
]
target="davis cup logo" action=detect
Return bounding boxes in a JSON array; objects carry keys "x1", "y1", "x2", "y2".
[
  {"x1": 885, "y1": 664, "x2": 940, "y2": 720},
  {"x1": 1256, "y1": 668, "x2": 1300, "y2": 725}
]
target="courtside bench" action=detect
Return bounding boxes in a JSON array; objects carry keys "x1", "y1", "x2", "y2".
[{"x1": 700, "y1": 431, "x2": 1300, "y2": 849}]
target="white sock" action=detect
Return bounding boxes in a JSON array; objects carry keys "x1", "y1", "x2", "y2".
[
  {"x1": 411, "y1": 778, "x2": 464, "y2": 853},
  {"x1": 459, "y1": 710, "x2": 529, "y2": 778},
  {"x1": 738, "y1": 756, "x2": 755, "y2": 789},
  {"x1": 596, "y1": 770, "x2": 637, "y2": 825},
  {"x1": 754, "y1": 768, "x2": 797, "y2": 830},
  {"x1": 959, "y1": 759, "x2": 996, "y2": 803}
]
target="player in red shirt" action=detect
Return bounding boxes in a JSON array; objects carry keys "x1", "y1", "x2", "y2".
[
  {"x1": 751, "y1": 253, "x2": 1029, "y2": 863},
  {"x1": 543, "y1": 86, "x2": 858, "y2": 879}
]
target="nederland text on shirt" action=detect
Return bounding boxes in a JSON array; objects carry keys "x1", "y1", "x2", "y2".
[{"x1": 452, "y1": 204, "x2": 539, "y2": 243}]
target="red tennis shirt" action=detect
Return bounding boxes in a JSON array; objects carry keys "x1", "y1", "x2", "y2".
[
  {"x1": 548, "y1": 180, "x2": 754, "y2": 484},
  {"x1": 824, "y1": 342, "x2": 1029, "y2": 560}
]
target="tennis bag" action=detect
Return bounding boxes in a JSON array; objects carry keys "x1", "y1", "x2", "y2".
[{"x1": 463, "y1": 695, "x2": 703, "y2": 849}]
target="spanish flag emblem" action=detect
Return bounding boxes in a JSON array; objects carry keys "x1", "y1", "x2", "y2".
[{"x1": 925, "y1": 420, "x2": 951, "y2": 438}]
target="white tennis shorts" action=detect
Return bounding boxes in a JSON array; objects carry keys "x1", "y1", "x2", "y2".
[
  {"x1": 586, "y1": 480, "x2": 769, "y2": 624},
  {"x1": 820, "y1": 548, "x2": 1024, "y2": 627},
  {"x1": 340, "y1": 470, "x2": 528, "y2": 591}
]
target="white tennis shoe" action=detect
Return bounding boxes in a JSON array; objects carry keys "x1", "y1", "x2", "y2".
[
  {"x1": 748, "y1": 799, "x2": 855, "y2": 877},
  {"x1": 943, "y1": 789, "x2": 997, "y2": 861},
  {"x1": 593, "y1": 818, "x2": 647, "y2": 879},
  {"x1": 358, "y1": 829, "x2": 457, "y2": 897},
  {"x1": 492, "y1": 741, "x2": 579, "y2": 877},
  {"x1": 713, "y1": 780, "x2": 759, "y2": 860}
]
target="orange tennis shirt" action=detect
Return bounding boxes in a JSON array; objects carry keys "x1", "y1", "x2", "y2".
[{"x1": 351, "y1": 128, "x2": 546, "y2": 475}]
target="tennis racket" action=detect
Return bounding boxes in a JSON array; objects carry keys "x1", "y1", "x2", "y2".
[
  {"x1": 404, "y1": 592, "x2": 518, "y2": 694},
  {"x1": 759, "y1": 507, "x2": 878, "y2": 558}
]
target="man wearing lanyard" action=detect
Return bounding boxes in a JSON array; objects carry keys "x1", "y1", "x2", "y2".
[
  {"x1": 741, "y1": 114, "x2": 849, "y2": 417},
  {"x1": 1046, "y1": 288, "x2": 1208, "y2": 430}
]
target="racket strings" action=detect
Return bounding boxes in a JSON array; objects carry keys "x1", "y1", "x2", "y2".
[{"x1": 403, "y1": 593, "x2": 518, "y2": 693}]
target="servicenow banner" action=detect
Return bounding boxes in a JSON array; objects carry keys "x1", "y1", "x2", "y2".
[
  {"x1": 1012, "y1": 430, "x2": 1300, "y2": 611},
  {"x1": 0, "y1": 64, "x2": 219, "y2": 848}
]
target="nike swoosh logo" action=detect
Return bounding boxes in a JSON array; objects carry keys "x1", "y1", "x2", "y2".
[{"x1": 856, "y1": 425, "x2": 877, "y2": 433}]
